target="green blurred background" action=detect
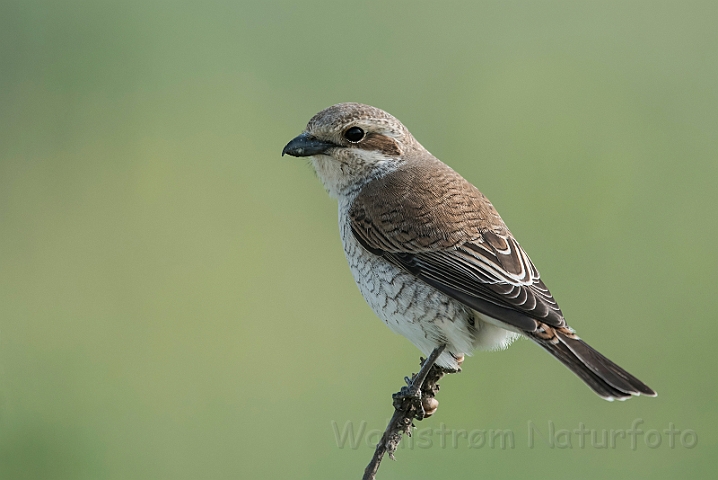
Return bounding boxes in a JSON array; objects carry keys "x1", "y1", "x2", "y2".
[{"x1": 1, "y1": 1, "x2": 716, "y2": 479}]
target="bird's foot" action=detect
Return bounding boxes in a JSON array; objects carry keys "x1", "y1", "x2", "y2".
[
  {"x1": 391, "y1": 375, "x2": 439, "y2": 420},
  {"x1": 392, "y1": 380, "x2": 427, "y2": 420},
  {"x1": 439, "y1": 353, "x2": 464, "y2": 374}
]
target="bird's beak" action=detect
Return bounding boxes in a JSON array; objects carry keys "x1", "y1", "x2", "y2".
[{"x1": 282, "y1": 132, "x2": 336, "y2": 157}]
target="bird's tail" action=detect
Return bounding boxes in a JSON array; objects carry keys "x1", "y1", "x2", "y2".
[{"x1": 529, "y1": 325, "x2": 656, "y2": 401}]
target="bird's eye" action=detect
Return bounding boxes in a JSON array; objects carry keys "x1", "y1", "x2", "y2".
[{"x1": 344, "y1": 126, "x2": 365, "y2": 143}]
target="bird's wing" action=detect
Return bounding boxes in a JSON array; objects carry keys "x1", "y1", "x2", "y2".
[{"x1": 349, "y1": 158, "x2": 565, "y2": 333}]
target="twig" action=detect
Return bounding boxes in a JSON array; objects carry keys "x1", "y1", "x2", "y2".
[{"x1": 362, "y1": 345, "x2": 457, "y2": 480}]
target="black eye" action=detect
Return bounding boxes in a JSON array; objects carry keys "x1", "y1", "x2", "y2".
[{"x1": 344, "y1": 126, "x2": 365, "y2": 143}]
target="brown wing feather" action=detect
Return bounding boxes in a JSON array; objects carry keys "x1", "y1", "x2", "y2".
[{"x1": 349, "y1": 156, "x2": 565, "y2": 332}]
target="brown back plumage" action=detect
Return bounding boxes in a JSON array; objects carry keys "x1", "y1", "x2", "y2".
[{"x1": 350, "y1": 155, "x2": 505, "y2": 252}]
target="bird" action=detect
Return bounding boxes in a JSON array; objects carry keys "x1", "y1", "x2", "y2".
[{"x1": 282, "y1": 102, "x2": 656, "y2": 401}]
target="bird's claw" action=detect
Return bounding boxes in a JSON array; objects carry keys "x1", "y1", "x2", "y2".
[{"x1": 392, "y1": 385, "x2": 426, "y2": 419}]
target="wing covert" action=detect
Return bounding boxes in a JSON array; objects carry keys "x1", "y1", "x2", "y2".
[{"x1": 348, "y1": 160, "x2": 566, "y2": 332}]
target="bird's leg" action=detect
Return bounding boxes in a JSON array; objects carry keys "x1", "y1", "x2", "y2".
[
  {"x1": 392, "y1": 345, "x2": 445, "y2": 420},
  {"x1": 419, "y1": 353, "x2": 462, "y2": 417}
]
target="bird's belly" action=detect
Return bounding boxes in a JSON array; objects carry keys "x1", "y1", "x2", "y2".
[{"x1": 338, "y1": 213, "x2": 519, "y2": 369}]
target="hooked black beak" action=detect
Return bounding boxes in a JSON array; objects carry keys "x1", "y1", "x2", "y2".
[{"x1": 282, "y1": 132, "x2": 336, "y2": 157}]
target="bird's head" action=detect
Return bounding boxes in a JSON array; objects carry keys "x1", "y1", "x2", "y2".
[{"x1": 282, "y1": 103, "x2": 421, "y2": 199}]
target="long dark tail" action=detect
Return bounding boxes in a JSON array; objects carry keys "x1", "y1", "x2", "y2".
[{"x1": 530, "y1": 327, "x2": 656, "y2": 401}]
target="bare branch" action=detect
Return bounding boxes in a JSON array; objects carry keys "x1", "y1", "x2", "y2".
[{"x1": 362, "y1": 346, "x2": 458, "y2": 480}]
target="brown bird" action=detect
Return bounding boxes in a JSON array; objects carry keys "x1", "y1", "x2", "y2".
[{"x1": 283, "y1": 103, "x2": 656, "y2": 401}]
